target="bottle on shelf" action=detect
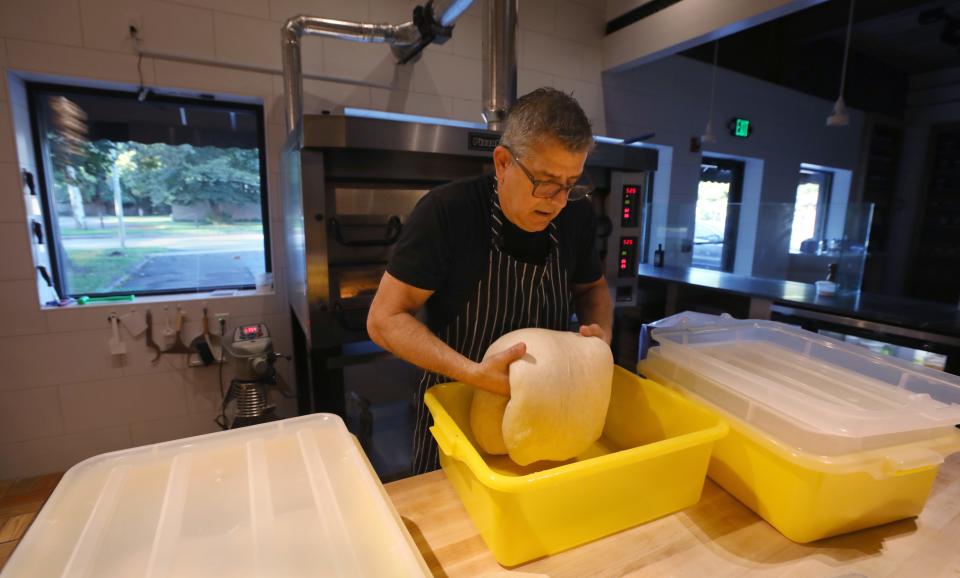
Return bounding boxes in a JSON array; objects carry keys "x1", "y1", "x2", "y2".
[
  {"x1": 816, "y1": 262, "x2": 838, "y2": 296},
  {"x1": 654, "y1": 244, "x2": 665, "y2": 268}
]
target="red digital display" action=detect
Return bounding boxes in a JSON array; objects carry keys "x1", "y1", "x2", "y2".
[
  {"x1": 618, "y1": 237, "x2": 637, "y2": 277},
  {"x1": 243, "y1": 325, "x2": 259, "y2": 335},
  {"x1": 621, "y1": 185, "x2": 640, "y2": 227}
]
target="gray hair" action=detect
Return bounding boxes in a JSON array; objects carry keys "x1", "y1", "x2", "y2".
[{"x1": 500, "y1": 87, "x2": 594, "y2": 158}]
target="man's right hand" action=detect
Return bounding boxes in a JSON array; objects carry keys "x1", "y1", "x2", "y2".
[{"x1": 468, "y1": 342, "x2": 527, "y2": 398}]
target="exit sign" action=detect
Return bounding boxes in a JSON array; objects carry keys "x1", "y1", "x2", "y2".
[{"x1": 728, "y1": 117, "x2": 752, "y2": 138}]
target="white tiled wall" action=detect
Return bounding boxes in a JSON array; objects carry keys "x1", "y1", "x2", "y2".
[
  {"x1": 0, "y1": 164, "x2": 25, "y2": 221},
  {"x1": 0, "y1": 40, "x2": 7, "y2": 101},
  {"x1": 0, "y1": 222, "x2": 33, "y2": 280},
  {"x1": 0, "y1": 0, "x2": 606, "y2": 479},
  {"x1": 0, "y1": 0, "x2": 85, "y2": 47},
  {"x1": 214, "y1": 12, "x2": 283, "y2": 70},
  {"x1": 0, "y1": 101, "x2": 15, "y2": 164},
  {"x1": 141, "y1": 1, "x2": 217, "y2": 60}
]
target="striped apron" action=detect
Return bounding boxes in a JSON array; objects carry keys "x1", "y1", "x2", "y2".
[{"x1": 410, "y1": 185, "x2": 572, "y2": 474}]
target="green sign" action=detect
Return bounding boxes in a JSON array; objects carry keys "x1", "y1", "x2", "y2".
[{"x1": 730, "y1": 118, "x2": 751, "y2": 138}]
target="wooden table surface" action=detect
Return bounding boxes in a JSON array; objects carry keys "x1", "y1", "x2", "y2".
[
  {"x1": 0, "y1": 473, "x2": 62, "y2": 571},
  {"x1": 384, "y1": 453, "x2": 960, "y2": 578}
]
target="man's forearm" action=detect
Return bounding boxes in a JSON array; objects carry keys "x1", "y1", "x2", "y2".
[
  {"x1": 371, "y1": 311, "x2": 479, "y2": 382},
  {"x1": 574, "y1": 281, "x2": 613, "y2": 344}
]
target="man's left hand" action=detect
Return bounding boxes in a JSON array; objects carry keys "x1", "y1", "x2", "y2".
[{"x1": 579, "y1": 323, "x2": 607, "y2": 344}]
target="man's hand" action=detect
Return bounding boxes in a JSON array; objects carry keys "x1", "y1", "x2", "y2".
[
  {"x1": 467, "y1": 342, "x2": 527, "y2": 398},
  {"x1": 579, "y1": 323, "x2": 607, "y2": 343},
  {"x1": 573, "y1": 277, "x2": 613, "y2": 345}
]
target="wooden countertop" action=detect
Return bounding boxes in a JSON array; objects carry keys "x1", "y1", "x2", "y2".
[{"x1": 384, "y1": 453, "x2": 960, "y2": 578}]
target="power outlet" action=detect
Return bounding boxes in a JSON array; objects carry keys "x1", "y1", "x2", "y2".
[{"x1": 214, "y1": 313, "x2": 229, "y2": 335}]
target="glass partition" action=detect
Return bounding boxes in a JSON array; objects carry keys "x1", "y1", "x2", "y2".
[{"x1": 647, "y1": 202, "x2": 874, "y2": 293}]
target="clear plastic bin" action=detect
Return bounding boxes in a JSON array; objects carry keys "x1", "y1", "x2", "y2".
[
  {"x1": 652, "y1": 320, "x2": 960, "y2": 454},
  {"x1": 424, "y1": 366, "x2": 728, "y2": 566},
  {"x1": 640, "y1": 351, "x2": 960, "y2": 542},
  {"x1": 1, "y1": 414, "x2": 430, "y2": 578}
]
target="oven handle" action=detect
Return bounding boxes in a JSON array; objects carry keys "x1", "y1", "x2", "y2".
[{"x1": 329, "y1": 216, "x2": 403, "y2": 247}]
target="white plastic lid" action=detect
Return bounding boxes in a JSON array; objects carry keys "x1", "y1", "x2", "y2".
[
  {"x1": 648, "y1": 320, "x2": 960, "y2": 455},
  {"x1": 2, "y1": 414, "x2": 430, "y2": 578}
]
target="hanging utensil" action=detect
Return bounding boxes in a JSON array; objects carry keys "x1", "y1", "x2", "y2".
[
  {"x1": 120, "y1": 309, "x2": 147, "y2": 338},
  {"x1": 165, "y1": 307, "x2": 194, "y2": 355},
  {"x1": 188, "y1": 307, "x2": 215, "y2": 366},
  {"x1": 108, "y1": 315, "x2": 126, "y2": 357},
  {"x1": 145, "y1": 309, "x2": 162, "y2": 364},
  {"x1": 162, "y1": 306, "x2": 176, "y2": 348}
]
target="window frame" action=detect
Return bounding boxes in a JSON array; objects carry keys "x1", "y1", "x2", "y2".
[
  {"x1": 26, "y1": 81, "x2": 272, "y2": 298},
  {"x1": 693, "y1": 156, "x2": 745, "y2": 272},
  {"x1": 791, "y1": 167, "x2": 834, "y2": 253},
  {"x1": 640, "y1": 170, "x2": 655, "y2": 264}
]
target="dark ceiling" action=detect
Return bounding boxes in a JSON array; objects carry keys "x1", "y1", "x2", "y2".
[{"x1": 680, "y1": 0, "x2": 960, "y2": 117}]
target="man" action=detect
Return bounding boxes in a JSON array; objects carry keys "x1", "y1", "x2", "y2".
[{"x1": 367, "y1": 88, "x2": 613, "y2": 475}]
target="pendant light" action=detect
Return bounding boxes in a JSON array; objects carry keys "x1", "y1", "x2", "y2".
[
  {"x1": 702, "y1": 40, "x2": 720, "y2": 144},
  {"x1": 828, "y1": 0, "x2": 856, "y2": 127}
]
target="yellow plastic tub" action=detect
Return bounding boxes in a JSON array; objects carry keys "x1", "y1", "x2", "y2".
[
  {"x1": 424, "y1": 366, "x2": 728, "y2": 566},
  {"x1": 640, "y1": 359, "x2": 960, "y2": 543}
]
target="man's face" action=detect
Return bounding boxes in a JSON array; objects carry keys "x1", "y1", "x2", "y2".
[{"x1": 493, "y1": 139, "x2": 589, "y2": 232}]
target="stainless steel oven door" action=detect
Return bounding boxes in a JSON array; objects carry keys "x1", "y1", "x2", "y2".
[
  {"x1": 326, "y1": 187, "x2": 429, "y2": 265},
  {"x1": 334, "y1": 187, "x2": 429, "y2": 216}
]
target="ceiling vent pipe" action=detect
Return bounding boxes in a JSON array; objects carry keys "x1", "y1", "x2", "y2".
[
  {"x1": 481, "y1": 0, "x2": 517, "y2": 130},
  {"x1": 282, "y1": 0, "x2": 475, "y2": 147}
]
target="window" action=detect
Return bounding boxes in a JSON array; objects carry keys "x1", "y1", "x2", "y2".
[
  {"x1": 789, "y1": 168, "x2": 833, "y2": 253},
  {"x1": 692, "y1": 157, "x2": 744, "y2": 271},
  {"x1": 29, "y1": 83, "x2": 270, "y2": 298}
]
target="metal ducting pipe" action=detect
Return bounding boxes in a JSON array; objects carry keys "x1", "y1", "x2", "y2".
[
  {"x1": 282, "y1": 0, "x2": 475, "y2": 148},
  {"x1": 481, "y1": 0, "x2": 517, "y2": 130}
]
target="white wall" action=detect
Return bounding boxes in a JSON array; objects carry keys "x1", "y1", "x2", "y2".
[
  {"x1": 0, "y1": 0, "x2": 605, "y2": 479},
  {"x1": 602, "y1": 54, "x2": 866, "y2": 277}
]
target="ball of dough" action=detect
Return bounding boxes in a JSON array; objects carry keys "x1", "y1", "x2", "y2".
[{"x1": 469, "y1": 328, "x2": 614, "y2": 466}]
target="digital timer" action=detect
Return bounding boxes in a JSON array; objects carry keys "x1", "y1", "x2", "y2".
[
  {"x1": 618, "y1": 236, "x2": 638, "y2": 277},
  {"x1": 235, "y1": 323, "x2": 268, "y2": 341},
  {"x1": 621, "y1": 185, "x2": 639, "y2": 227}
]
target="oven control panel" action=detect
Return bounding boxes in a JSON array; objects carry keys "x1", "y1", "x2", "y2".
[
  {"x1": 605, "y1": 173, "x2": 648, "y2": 308},
  {"x1": 618, "y1": 236, "x2": 638, "y2": 278}
]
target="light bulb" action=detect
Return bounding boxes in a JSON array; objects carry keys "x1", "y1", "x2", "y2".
[
  {"x1": 827, "y1": 96, "x2": 849, "y2": 127},
  {"x1": 701, "y1": 120, "x2": 716, "y2": 144}
]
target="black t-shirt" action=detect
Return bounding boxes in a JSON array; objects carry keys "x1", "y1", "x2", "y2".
[{"x1": 387, "y1": 174, "x2": 602, "y2": 331}]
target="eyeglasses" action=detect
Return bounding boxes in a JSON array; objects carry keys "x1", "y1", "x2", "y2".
[{"x1": 503, "y1": 145, "x2": 592, "y2": 201}]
